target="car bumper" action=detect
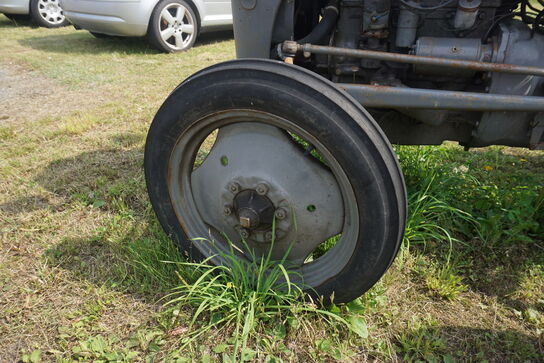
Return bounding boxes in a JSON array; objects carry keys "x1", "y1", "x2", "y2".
[
  {"x1": 60, "y1": 0, "x2": 153, "y2": 37},
  {"x1": 0, "y1": 0, "x2": 29, "y2": 14}
]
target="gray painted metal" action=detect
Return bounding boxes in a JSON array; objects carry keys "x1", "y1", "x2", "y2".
[
  {"x1": 341, "y1": 84, "x2": 544, "y2": 111},
  {"x1": 298, "y1": 43, "x2": 544, "y2": 77},
  {"x1": 473, "y1": 22, "x2": 544, "y2": 148},
  {"x1": 396, "y1": 7, "x2": 419, "y2": 47},
  {"x1": 414, "y1": 37, "x2": 493, "y2": 77},
  {"x1": 190, "y1": 122, "x2": 344, "y2": 264},
  {"x1": 232, "y1": 0, "x2": 283, "y2": 58},
  {"x1": 454, "y1": 0, "x2": 481, "y2": 30}
]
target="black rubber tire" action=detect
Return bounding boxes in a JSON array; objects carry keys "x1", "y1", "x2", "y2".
[
  {"x1": 29, "y1": 0, "x2": 69, "y2": 28},
  {"x1": 145, "y1": 59, "x2": 407, "y2": 304},
  {"x1": 4, "y1": 13, "x2": 31, "y2": 22},
  {"x1": 147, "y1": 0, "x2": 199, "y2": 53}
]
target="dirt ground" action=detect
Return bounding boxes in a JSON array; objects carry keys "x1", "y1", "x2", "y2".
[{"x1": 0, "y1": 62, "x2": 107, "y2": 126}]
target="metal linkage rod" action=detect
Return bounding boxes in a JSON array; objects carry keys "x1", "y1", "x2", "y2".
[
  {"x1": 340, "y1": 84, "x2": 544, "y2": 111},
  {"x1": 290, "y1": 43, "x2": 544, "y2": 77}
]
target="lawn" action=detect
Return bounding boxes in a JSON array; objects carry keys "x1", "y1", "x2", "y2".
[{"x1": 0, "y1": 15, "x2": 543, "y2": 362}]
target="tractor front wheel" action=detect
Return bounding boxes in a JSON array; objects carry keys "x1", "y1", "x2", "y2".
[{"x1": 145, "y1": 59, "x2": 407, "y2": 303}]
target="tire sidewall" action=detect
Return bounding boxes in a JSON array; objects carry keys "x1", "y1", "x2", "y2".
[
  {"x1": 145, "y1": 63, "x2": 405, "y2": 303},
  {"x1": 148, "y1": 0, "x2": 198, "y2": 53}
]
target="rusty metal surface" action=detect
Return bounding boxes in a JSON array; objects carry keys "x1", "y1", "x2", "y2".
[
  {"x1": 298, "y1": 43, "x2": 544, "y2": 77},
  {"x1": 340, "y1": 84, "x2": 544, "y2": 111}
]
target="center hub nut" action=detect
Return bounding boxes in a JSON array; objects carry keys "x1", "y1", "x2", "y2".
[{"x1": 233, "y1": 189, "x2": 275, "y2": 231}]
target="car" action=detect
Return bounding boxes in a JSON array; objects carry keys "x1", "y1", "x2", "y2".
[
  {"x1": 60, "y1": 0, "x2": 232, "y2": 53},
  {"x1": 1, "y1": 0, "x2": 69, "y2": 27}
]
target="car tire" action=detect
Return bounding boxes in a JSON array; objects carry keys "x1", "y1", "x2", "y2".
[
  {"x1": 148, "y1": 0, "x2": 199, "y2": 53},
  {"x1": 29, "y1": 0, "x2": 69, "y2": 28}
]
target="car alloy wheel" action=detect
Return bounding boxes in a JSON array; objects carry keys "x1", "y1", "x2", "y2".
[{"x1": 159, "y1": 3, "x2": 196, "y2": 51}]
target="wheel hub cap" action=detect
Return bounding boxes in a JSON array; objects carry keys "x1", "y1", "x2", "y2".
[
  {"x1": 38, "y1": 0, "x2": 64, "y2": 24},
  {"x1": 233, "y1": 189, "x2": 275, "y2": 231}
]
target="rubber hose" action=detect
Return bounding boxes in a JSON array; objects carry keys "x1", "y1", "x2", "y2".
[{"x1": 297, "y1": 1, "x2": 339, "y2": 45}]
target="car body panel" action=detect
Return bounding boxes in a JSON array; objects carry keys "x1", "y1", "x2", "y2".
[
  {"x1": 0, "y1": 0, "x2": 29, "y2": 15},
  {"x1": 60, "y1": 0, "x2": 232, "y2": 37},
  {"x1": 62, "y1": 0, "x2": 154, "y2": 36}
]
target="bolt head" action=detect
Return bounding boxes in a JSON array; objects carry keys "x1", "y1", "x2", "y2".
[
  {"x1": 274, "y1": 208, "x2": 287, "y2": 220},
  {"x1": 265, "y1": 231, "x2": 274, "y2": 241},
  {"x1": 229, "y1": 182, "x2": 240, "y2": 194},
  {"x1": 223, "y1": 205, "x2": 232, "y2": 216},
  {"x1": 240, "y1": 216, "x2": 252, "y2": 229},
  {"x1": 240, "y1": 229, "x2": 250, "y2": 239},
  {"x1": 256, "y1": 183, "x2": 269, "y2": 195}
]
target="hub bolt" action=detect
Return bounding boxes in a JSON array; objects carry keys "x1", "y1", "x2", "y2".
[
  {"x1": 274, "y1": 208, "x2": 287, "y2": 220},
  {"x1": 223, "y1": 205, "x2": 233, "y2": 216},
  {"x1": 240, "y1": 229, "x2": 250, "y2": 240},
  {"x1": 256, "y1": 183, "x2": 269, "y2": 195},
  {"x1": 229, "y1": 182, "x2": 240, "y2": 194}
]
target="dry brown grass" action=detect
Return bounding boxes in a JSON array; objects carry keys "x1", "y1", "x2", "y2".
[{"x1": 0, "y1": 14, "x2": 542, "y2": 362}]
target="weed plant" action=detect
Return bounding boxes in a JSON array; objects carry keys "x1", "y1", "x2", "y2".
[{"x1": 161, "y1": 238, "x2": 368, "y2": 361}]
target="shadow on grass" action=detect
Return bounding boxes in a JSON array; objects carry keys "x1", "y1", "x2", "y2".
[
  {"x1": 18, "y1": 29, "x2": 233, "y2": 55},
  {"x1": 0, "y1": 14, "x2": 32, "y2": 28},
  {"x1": 399, "y1": 145, "x2": 544, "y2": 311},
  {"x1": 396, "y1": 326, "x2": 543, "y2": 361},
  {"x1": 0, "y1": 195, "x2": 55, "y2": 214},
  {"x1": 43, "y1": 224, "x2": 182, "y2": 302},
  {"x1": 30, "y1": 147, "x2": 183, "y2": 301},
  {"x1": 6, "y1": 143, "x2": 540, "y2": 320}
]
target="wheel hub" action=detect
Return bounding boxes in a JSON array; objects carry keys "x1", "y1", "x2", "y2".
[
  {"x1": 233, "y1": 189, "x2": 275, "y2": 231},
  {"x1": 222, "y1": 179, "x2": 290, "y2": 244},
  {"x1": 38, "y1": 0, "x2": 63, "y2": 24},
  {"x1": 188, "y1": 121, "x2": 344, "y2": 263}
]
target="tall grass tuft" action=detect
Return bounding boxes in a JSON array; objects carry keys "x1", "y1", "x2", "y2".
[
  {"x1": 161, "y1": 239, "x2": 362, "y2": 361},
  {"x1": 401, "y1": 176, "x2": 477, "y2": 263}
]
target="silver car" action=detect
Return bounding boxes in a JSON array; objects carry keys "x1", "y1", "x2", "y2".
[
  {"x1": 1, "y1": 0, "x2": 69, "y2": 27},
  {"x1": 61, "y1": 0, "x2": 232, "y2": 52}
]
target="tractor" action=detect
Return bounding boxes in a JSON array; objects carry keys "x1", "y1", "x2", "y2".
[{"x1": 144, "y1": 0, "x2": 544, "y2": 303}]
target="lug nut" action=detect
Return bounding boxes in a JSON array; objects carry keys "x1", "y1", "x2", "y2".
[
  {"x1": 274, "y1": 208, "x2": 287, "y2": 220},
  {"x1": 256, "y1": 183, "x2": 269, "y2": 195},
  {"x1": 265, "y1": 231, "x2": 274, "y2": 241},
  {"x1": 240, "y1": 229, "x2": 250, "y2": 240},
  {"x1": 228, "y1": 182, "x2": 240, "y2": 194},
  {"x1": 223, "y1": 205, "x2": 233, "y2": 216}
]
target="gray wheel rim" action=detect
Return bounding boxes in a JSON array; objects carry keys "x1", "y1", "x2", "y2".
[
  {"x1": 37, "y1": 0, "x2": 65, "y2": 25},
  {"x1": 167, "y1": 110, "x2": 360, "y2": 288},
  {"x1": 159, "y1": 3, "x2": 195, "y2": 51}
]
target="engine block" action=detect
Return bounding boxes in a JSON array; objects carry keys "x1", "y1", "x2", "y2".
[{"x1": 232, "y1": 0, "x2": 544, "y2": 149}]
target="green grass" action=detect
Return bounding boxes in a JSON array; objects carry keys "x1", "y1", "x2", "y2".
[
  {"x1": 0, "y1": 14, "x2": 543, "y2": 362},
  {"x1": 160, "y1": 240, "x2": 369, "y2": 362}
]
